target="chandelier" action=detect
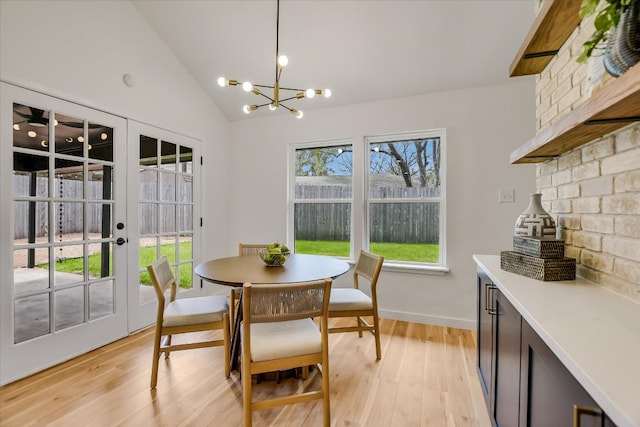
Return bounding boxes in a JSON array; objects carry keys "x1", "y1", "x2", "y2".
[{"x1": 217, "y1": 0, "x2": 331, "y2": 119}]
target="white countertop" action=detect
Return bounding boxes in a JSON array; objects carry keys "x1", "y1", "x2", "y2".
[{"x1": 473, "y1": 255, "x2": 640, "y2": 427}]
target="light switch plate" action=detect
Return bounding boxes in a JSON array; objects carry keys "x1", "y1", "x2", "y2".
[{"x1": 499, "y1": 189, "x2": 515, "y2": 203}]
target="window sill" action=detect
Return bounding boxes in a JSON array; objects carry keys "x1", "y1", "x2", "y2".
[
  {"x1": 381, "y1": 262, "x2": 449, "y2": 276},
  {"x1": 341, "y1": 258, "x2": 449, "y2": 275}
]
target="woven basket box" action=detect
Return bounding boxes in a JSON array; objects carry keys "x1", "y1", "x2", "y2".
[
  {"x1": 512, "y1": 236, "x2": 565, "y2": 259},
  {"x1": 500, "y1": 251, "x2": 576, "y2": 281}
]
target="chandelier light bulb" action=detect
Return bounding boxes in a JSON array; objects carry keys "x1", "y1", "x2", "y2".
[
  {"x1": 27, "y1": 130, "x2": 36, "y2": 138},
  {"x1": 77, "y1": 136, "x2": 85, "y2": 143},
  {"x1": 296, "y1": 110, "x2": 304, "y2": 119},
  {"x1": 243, "y1": 105, "x2": 251, "y2": 114},
  {"x1": 54, "y1": 119, "x2": 59, "y2": 126},
  {"x1": 324, "y1": 89, "x2": 332, "y2": 98},
  {"x1": 13, "y1": 124, "x2": 20, "y2": 131},
  {"x1": 305, "y1": 89, "x2": 315, "y2": 99},
  {"x1": 217, "y1": 77, "x2": 227, "y2": 87},
  {"x1": 242, "y1": 82, "x2": 253, "y2": 92},
  {"x1": 277, "y1": 55, "x2": 288, "y2": 67},
  {"x1": 269, "y1": 103, "x2": 277, "y2": 111},
  {"x1": 100, "y1": 132, "x2": 108, "y2": 140}
]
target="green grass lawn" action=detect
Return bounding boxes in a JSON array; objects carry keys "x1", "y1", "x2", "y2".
[
  {"x1": 47, "y1": 240, "x2": 438, "y2": 289},
  {"x1": 295, "y1": 240, "x2": 439, "y2": 263},
  {"x1": 41, "y1": 242, "x2": 193, "y2": 287}
]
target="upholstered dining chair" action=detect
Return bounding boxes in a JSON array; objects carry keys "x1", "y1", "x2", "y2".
[
  {"x1": 230, "y1": 243, "x2": 271, "y2": 327},
  {"x1": 147, "y1": 256, "x2": 230, "y2": 388},
  {"x1": 328, "y1": 250, "x2": 384, "y2": 359},
  {"x1": 241, "y1": 279, "x2": 332, "y2": 427}
]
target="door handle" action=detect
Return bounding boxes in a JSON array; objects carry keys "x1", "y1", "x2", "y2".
[
  {"x1": 116, "y1": 237, "x2": 127, "y2": 246},
  {"x1": 485, "y1": 284, "x2": 497, "y2": 315}
]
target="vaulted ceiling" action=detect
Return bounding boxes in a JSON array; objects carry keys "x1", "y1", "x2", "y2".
[{"x1": 132, "y1": 0, "x2": 537, "y2": 122}]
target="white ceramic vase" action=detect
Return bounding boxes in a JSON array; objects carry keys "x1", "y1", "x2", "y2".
[{"x1": 514, "y1": 193, "x2": 556, "y2": 237}]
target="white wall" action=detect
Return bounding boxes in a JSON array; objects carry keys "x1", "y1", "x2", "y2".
[
  {"x1": 0, "y1": 0, "x2": 232, "y2": 263},
  {"x1": 229, "y1": 80, "x2": 537, "y2": 328}
]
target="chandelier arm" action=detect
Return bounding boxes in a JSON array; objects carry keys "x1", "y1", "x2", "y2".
[
  {"x1": 278, "y1": 86, "x2": 307, "y2": 92},
  {"x1": 278, "y1": 95, "x2": 302, "y2": 103},
  {"x1": 256, "y1": 93, "x2": 275, "y2": 103},
  {"x1": 253, "y1": 84, "x2": 276, "y2": 89},
  {"x1": 277, "y1": 103, "x2": 294, "y2": 112}
]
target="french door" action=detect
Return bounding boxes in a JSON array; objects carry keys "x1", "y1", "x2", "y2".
[
  {"x1": 0, "y1": 84, "x2": 202, "y2": 385},
  {"x1": 126, "y1": 121, "x2": 201, "y2": 332},
  {"x1": 0, "y1": 83, "x2": 128, "y2": 385}
]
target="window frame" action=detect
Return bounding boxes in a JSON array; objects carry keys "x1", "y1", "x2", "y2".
[
  {"x1": 287, "y1": 138, "x2": 354, "y2": 259},
  {"x1": 288, "y1": 130, "x2": 448, "y2": 275},
  {"x1": 365, "y1": 129, "x2": 447, "y2": 273}
]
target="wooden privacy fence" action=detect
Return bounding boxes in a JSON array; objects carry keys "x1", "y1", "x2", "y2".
[
  {"x1": 15, "y1": 178, "x2": 438, "y2": 243},
  {"x1": 14, "y1": 176, "x2": 192, "y2": 239},
  {"x1": 295, "y1": 184, "x2": 440, "y2": 244}
]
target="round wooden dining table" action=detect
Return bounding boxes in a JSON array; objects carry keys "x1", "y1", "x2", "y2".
[
  {"x1": 194, "y1": 253, "x2": 350, "y2": 286},
  {"x1": 194, "y1": 253, "x2": 350, "y2": 372}
]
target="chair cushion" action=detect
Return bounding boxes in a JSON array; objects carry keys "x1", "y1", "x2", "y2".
[
  {"x1": 245, "y1": 318, "x2": 321, "y2": 362},
  {"x1": 329, "y1": 288, "x2": 373, "y2": 311},
  {"x1": 163, "y1": 295, "x2": 229, "y2": 327}
]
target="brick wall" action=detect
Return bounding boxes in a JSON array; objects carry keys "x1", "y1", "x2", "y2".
[{"x1": 534, "y1": 11, "x2": 640, "y2": 302}]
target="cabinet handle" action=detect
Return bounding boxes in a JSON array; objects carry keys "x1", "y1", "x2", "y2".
[
  {"x1": 485, "y1": 284, "x2": 497, "y2": 315},
  {"x1": 573, "y1": 404, "x2": 603, "y2": 427}
]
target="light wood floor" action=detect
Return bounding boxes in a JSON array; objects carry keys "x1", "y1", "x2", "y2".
[{"x1": 0, "y1": 318, "x2": 491, "y2": 427}]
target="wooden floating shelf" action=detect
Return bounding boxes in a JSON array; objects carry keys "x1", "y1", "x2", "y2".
[
  {"x1": 509, "y1": 0, "x2": 582, "y2": 77},
  {"x1": 511, "y1": 64, "x2": 640, "y2": 164}
]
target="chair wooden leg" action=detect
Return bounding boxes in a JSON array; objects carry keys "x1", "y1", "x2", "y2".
[
  {"x1": 322, "y1": 360, "x2": 330, "y2": 426},
  {"x1": 242, "y1": 351, "x2": 252, "y2": 427},
  {"x1": 373, "y1": 313, "x2": 381, "y2": 360},
  {"x1": 150, "y1": 326, "x2": 163, "y2": 389},
  {"x1": 357, "y1": 317, "x2": 364, "y2": 338},
  {"x1": 223, "y1": 313, "x2": 230, "y2": 378}
]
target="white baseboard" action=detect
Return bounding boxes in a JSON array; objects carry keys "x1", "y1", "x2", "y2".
[{"x1": 378, "y1": 309, "x2": 476, "y2": 331}]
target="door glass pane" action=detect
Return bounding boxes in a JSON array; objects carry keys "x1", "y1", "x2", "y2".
[
  {"x1": 160, "y1": 205, "x2": 175, "y2": 233},
  {"x1": 88, "y1": 203, "x2": 112, "y2": 239},
  {"x1": 54, "y1": 113, "x2": 84, "y2": 158},
  {"x1": 55, "y1": 159, "x2": 84, "y2": 198},
  {"x1": 14, "y1": 155, "x2": 49, "y2": 197},
  {"x1": 88, "y1": 242, "x2": 113, "y2": 278},
  {"x1": 139, "y1": 203, "x2": 156, "y2": 235},
  {"x1": 55, "y1": 286, "x2": 85, "y2": 331},
  {"x1": 13, "y1": 103, "x2": 50, "y2": 152},
  {"x1": 140, "y1": 135, "x2": 158, "y2": 167},
  {"x1": 15, "y1": 294, "x2": 50, "y2": 343},
  {"x1": 54, "y1": 202, "x2": 84, "y2": 242},
  {"x1": 160, "y1": 172, "x2": 175, "y2": 201},
  {"x1": 88, "y1": 123, "x2": 113, "y2": 161},
  {"x1": 88, "y1": 164, "x2": 113, "y2": 201},
  {"x1": 162, "y1": 236, "x2": 177, "y2": 264},
  {"x1": 89, "y1": 280, "x2": 113, "y2": 320},
  {"x1": 161, "y1": 140, "x2": 176, "y2": 171},
  {"x1": 139, "y1": 169, "x2": 157, "y2": 201},
  {"x1": 179, "y1": 146, "x2": 192, "y2": 173},
  {"x1": 54, "y1": 244, "x2": 85, "y2": 285},
  {"x1": 14, "y1": 201, "x2": 48, "y2": 241},
  {"x1": 178, "y1": 174, "x2": 192, "y2": 202},
  {"x1": 178, "y1": 262, "x2": 193, "y2": 289},
  {"x1": 14, "y1": 248, "x2": 50, "y2": 295},
  {"x1": 180, "y1": 235, "x2": 193, "y2": 260},
  {"x1": 178, "y1": 205, "x2": 193, "y2": 232}
]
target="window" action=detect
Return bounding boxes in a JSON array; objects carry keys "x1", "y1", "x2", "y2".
[
  {"x1": 290, "y1": 141, "x2": 353, "y2": 257},
  {"x1": 289, "y1": 129, "x2": 446, "y2": 270},
  {"x1": 366, "y1": 130, "x2": 445, "y2": 267}
]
